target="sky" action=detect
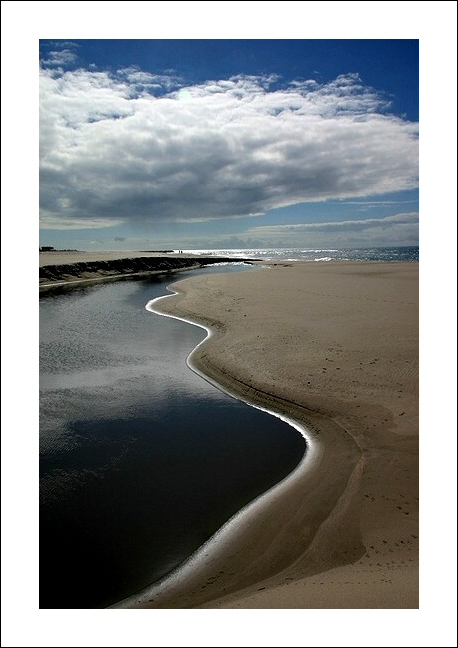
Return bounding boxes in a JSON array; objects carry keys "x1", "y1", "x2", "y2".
[{"x1": 38, "y1": 38, "x2": 420, "y2": 251}]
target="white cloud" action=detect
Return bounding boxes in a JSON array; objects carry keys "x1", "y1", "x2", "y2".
[
  {"x1": 40, "y1": 45, "x2": 78, "y2": 67},
  {"x1": 244, "y1": 212, "x2": 419, "y2": 247},
  {"x1": 40, "y1": 216, "x2": 124, "y2": 230},
  {"x1": 116, "y1": 67, "x2": 182, "y2": 92},
  {"x1": 40, "y1": 69, "x2": 418, "y2": 229}
]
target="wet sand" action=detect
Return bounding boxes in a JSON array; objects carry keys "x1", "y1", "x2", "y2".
[{"x1": 114, "y1": 260, "x2": 418, "y2": 609}]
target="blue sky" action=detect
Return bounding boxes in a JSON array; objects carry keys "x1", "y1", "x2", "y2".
[{"x1": 39, "y1": 38, "x2": 419, "y2": 251}]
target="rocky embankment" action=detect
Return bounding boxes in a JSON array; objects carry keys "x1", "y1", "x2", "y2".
[{"x1": 40, "y1": 256, "x2": 251, "y2": 290}]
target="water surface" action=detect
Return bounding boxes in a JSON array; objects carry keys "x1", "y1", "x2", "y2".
[{"x1": 40, "y1": 267, "x2": 305, "y2": 608}]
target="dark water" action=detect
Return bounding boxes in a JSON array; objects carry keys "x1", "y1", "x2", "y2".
[{"x1": 39, "y1": 267, "x2": 306, "y2": 609}]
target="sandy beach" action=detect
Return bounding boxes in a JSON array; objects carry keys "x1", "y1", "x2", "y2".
[{"x1": 108, "y1": 259, "x2": 418, "y2": 609}]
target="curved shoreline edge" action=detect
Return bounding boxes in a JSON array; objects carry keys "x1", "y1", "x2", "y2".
[
  {"x1": 114, "y1": 286, "x2": 323, "y2": 608},
  {"x1": 114, "y1": 261, "x2": 418, "y2": 609},
  {"x1": 113, "y1": 271, "x2": 370, "y2": 609}
]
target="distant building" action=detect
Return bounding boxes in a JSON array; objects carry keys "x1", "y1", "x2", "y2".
[{"x1": 40, "y1": 246, "x2": 55, "y2": 251}]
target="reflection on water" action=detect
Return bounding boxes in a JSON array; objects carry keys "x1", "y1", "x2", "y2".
[{"x1": 40, "y1": 267, "x2": 305, "y2": 608}]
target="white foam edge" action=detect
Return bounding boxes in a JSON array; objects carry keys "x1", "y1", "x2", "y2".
[{"x1": 111, "y1": 286, "x2": 323, "y2": 608}]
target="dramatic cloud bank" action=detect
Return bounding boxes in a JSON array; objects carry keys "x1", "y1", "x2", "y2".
[{"x1": 40, "y1": 68, "x2": 418, "y2": 229}]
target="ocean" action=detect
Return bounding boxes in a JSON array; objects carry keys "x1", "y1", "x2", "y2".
[{"x1": 179, "y1": 246, "x2": 419, "y2": 262}]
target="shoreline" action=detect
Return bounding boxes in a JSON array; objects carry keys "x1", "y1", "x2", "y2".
[
  {"x1": 113, "y1": 275, "x2": 363, "y2": 609},
  {"x1": 114, "y1": 260, "x2": 418, "y2": 608},
  {"x1": 109, "y1": 293, "x2": 328, "y2": 606}
]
